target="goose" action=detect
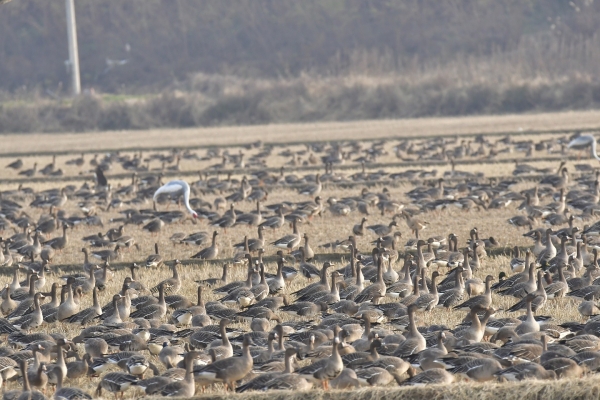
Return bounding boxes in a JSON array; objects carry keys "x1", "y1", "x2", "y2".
[
  {"x1": 206, "y1": 318, "x2": 234, "y2": 360},
  {"x1": 409, "y1": 330, "x2": 448, "y2": 371},
  {"x1": 387, "y1": 254, "x2": 414, "y2": 299},
  {"x1": 402, "y1": 368, "x2": 453, "y2": 386},
  {"x1": 145, "y1": 243, "x2": 163, "y2": 268},
  {"x1": 160, "y1": 351, "x2": 201, "y2": 397},
  {"x1": 143, "y1": 217, "x2": 165, "y2": 236},
  {"x1": 353, "y1": 217, "x2": 368, "y2": 236},
  {"x1": 510, "y1": 246, "x2": 526, "y2": 273},
  {"x1": 296, "y1": 271, "x2": 340, "y2": 304},
  {"x1": 400, "y1": 211, "x2": 429, "y2": 239},
  {"x1": 214, "y1": 256, "x2": 255, "y2": 296},
  {"x1": 507, "y1": 270, "x2": 547, "y2": 313},
  {"x1": 578, "y1": 300, "x2": 600, "y2": 319},
  {"x1": 354, "y1": 252, "x2": 386, "y2": 304},
  {"x1": 297, "y1": 330, "x2": 344, "y2": 389},
  {"x1": 196, "y1": 264, "x2": 228, "y2": 290},
  {"x1": 171, "y1": 286, "x2": 206, "y2": 325},
  {"x1": 272, "y1": 220, "x2": 301, "y2": 252},
  {"x1": 392, "y1": 304, "x2": 426, "y2": 357},
  {"x1": 211, "y1": 204, "x2": 237, "y2": 233},
  {"x1": 494, "y1": 362, "x2": 556, "y2": 381},
  {"x1": 454, "y1": 275, "x2": 494, "y2": 311},
  {"x1": 53, "y1": 365, "x2": 92, "y2": 400},
  {"x1": 193, "y1": 334, "x2": 253, "y2": 391},
  {"x1": 26, "y1": 352, "x2": 48, "y2": 393},
  {"x1": 340, "y1": 248, "x2": 365, "y2": 300},
  {"x1": 382, "y1": 256, "x2": 399, "y2": 285},
  {"x1": 12, "y1": 292, "x2": 44, "y2": 331},
  {"x1": 448, "y1": 357, "x2": 503, "y2": 382},
  {"x1": 57, "y1": 281, "x2": 79, "y2": 321},
  {"x1": 90, "y1": 245, "x2": 120, "y2": 262},
  {"x1": 298, "y1": 173, "x2": 322, "y2": 196},
  {"x1": 67, "y1": 286, "x2": 101, "y2": 324},
  {"x1": 150, "y1": 260, "x2": 182, "y2": 296},
  {"x1": 95, "y1": 372, "x2": 139, "y2": 398},
  {"x1": 130, "y1": 284, "x2": 167, "y2": 320},
  {"x1": 437, "y1": 267, "x2": 465, "y2": 309},
  {"x1": 44, "y1": 224, "x2": 69, "y2": 252},
  {"x1": 537, "y1": 229, "x2": 557, "y2": 266},
  {"x1": 259, "y1": 207, "x2": 285, "y2": 230},
  {"x1": 498, "y1": 263, "x2": 536, "y2": 299},
  {"x1": 45, "y1": 338, "x2": 71, "y2": 387},
  {"x1": 3, "y1": 360, "x2": 46, "y2": 400},
  {"x1": 413, "y1": 271, "x2": 439, "y2": 311},
  {"x1": 366, "y1": 221, "x2": 397, "y2": 237},
  {"x1": 267, "y1": 257, "x2": 286, "y2": 295},
  {"x1": 298, "y1": 246, "x2": 319, "y2": 280},
  {"x1": 234, "y1": 226, "x2": 265, "y2": 253},
  {"x1": 455, "y1": 305, "x2": 495, "y2": 344},
  {"x1": 400, "y1": 273, "x2": 421, "y2": 307},
  {"x1": 514, "y1": 294, "x2": 541, "y2": 335},
  {"x1": 71, "y1": 264, "x2": 99, "y2": 295},
  {"x1": 0, "y1": 285, "x2": 17, "y2": 316},
  {"x1": 297, "y1": 233, "x2": 315, "y2": 260},
  {"x1": 6, "y1": 159, "x2": 23, "y2": 170},
  {"x1": 236, "y1": 346, "x2": 296, "y2": 392},
  {"x1": 234, "y1": 201, "x2": 263, "y2": 226},
  {"x1": 255, "y1": 349, "x2": 312, "y2": 391},
  {"x1": 191, "y1": 231, "x2": 219, "y2": 260}
]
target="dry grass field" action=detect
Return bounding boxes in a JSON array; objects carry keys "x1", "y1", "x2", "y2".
[
  {"x1": 1, "y1": 109, "x2": 600, "y2": 155},
  {"x1": 0, "y1": 113, "x2": 599, "y2": 399}
]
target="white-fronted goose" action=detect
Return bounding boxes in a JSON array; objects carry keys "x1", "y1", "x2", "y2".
[
  {"x1": 392, "y1": 304, "x2": 426, "y2": 357},
  {"x1": 130, "y1": 283, "x2": 167, "y2": 320},
  {"x1": 413, "y1": 271, "x2": 439, "y2": 311},
  {"x1": 150, "y1": 260, "x2": 182, "y2": 296},
  {"x1": 53, "y1": 364, "x2": 92, "y2": 400},
  {"x1": 67, "y1": 286, "x2": 101, "y2": 324},
  {"x1": 494, "y1": 362, "x2": 556, "y2": 381},
  {"x1": 298, "y1": 174, "x2": 322, "y2": 196},
  {"x1": 234, "y1": 201, "x2": 263, "y2": 226},
  {"x1": 454, "y1": 275, "x2": 494, "y2": 311},
  {"x1": 57, "y1": 281, "x2": 79, "y2": 321},
  {"x1": 191, "y1": 231, "x2": 219, "y2": 260},
  {"x1": 194, "y1": 334, "x2": 253, "y2": 391},
  {"x1": 448, "y1": 357, "x2": 503, "y2": 382},
  {"x1": 145, "y1": 243, "x2": 163, "y2": 268},
  {"x1": 260, "y1": 207, "x2": 285, "y2": 230},
  {"x1": 160, "y1": 351, "x2": 201, "y2": 397},
  {"x1": 12, "y1": 292, "x2": 44, "y2": 331},
  {"x1": 4, "y1": 359, "x2": 46, "y2": 400},
  {"x1": 1, "y1": 285, "x2": 17, "y2": 316},
  {"x1": 90, "y1": 245, "x2": 120, "y2": 262},
  {"x1": 298, "y1": 330, "x2": 343, "y2": 389},
  {"x1": 367, "y1": 221, "x2": 397, "y2": 237},
  {"x1": 272, "y1": 220, "x2": 301, "y2": 252},
  {"x1": 143, "y1": 217, "x2": 165, "y2": 236},
  {"x1": 41, "y1": 224, "x2": 68, "y2": 252},
  {"x1": 95, "y1": 372, "x2": 139, "y2": 398},
  {"x1": 353, "y1": 217, "x2": 368, "y2": 236},
  {"x1": 211, "y1": 204, "x2": 237, "y2": 233},
  {"x1": 354, "y1": 250, "x2": 386, "y2": 304}
]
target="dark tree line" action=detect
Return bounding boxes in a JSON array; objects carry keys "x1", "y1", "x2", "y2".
[{"x1": 1, "y1": 0, "x2": 599, "y2": 93}]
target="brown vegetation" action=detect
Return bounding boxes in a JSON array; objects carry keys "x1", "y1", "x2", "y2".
[{"x1": 3, "y1": 1, "x2": 600, "y2": 132}]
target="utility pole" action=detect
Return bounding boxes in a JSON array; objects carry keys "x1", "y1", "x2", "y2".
[{"x1": 65, "y1": 0, "x2": 81, "y2": 95}]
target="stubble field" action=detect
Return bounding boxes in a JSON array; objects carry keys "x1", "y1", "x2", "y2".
[{"x1": 1, "y1": 111, "x2": 600, "y2": 399}]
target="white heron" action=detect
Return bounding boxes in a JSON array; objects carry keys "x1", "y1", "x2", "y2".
[
  {"x1": 568, "y1": 134, "x2": 600, "y2": 161},
  {"x1": 153, "y1": 180, "x2": 198, "y2": 218}
]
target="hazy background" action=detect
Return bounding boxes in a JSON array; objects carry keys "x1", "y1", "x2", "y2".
[{"x1": 1, "y1": 0, "x2": 600, "y2": 132}]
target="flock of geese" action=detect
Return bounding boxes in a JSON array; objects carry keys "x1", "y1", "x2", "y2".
[{"x1": 0, "y1": 133, "x2": 599, "y2": 399}]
